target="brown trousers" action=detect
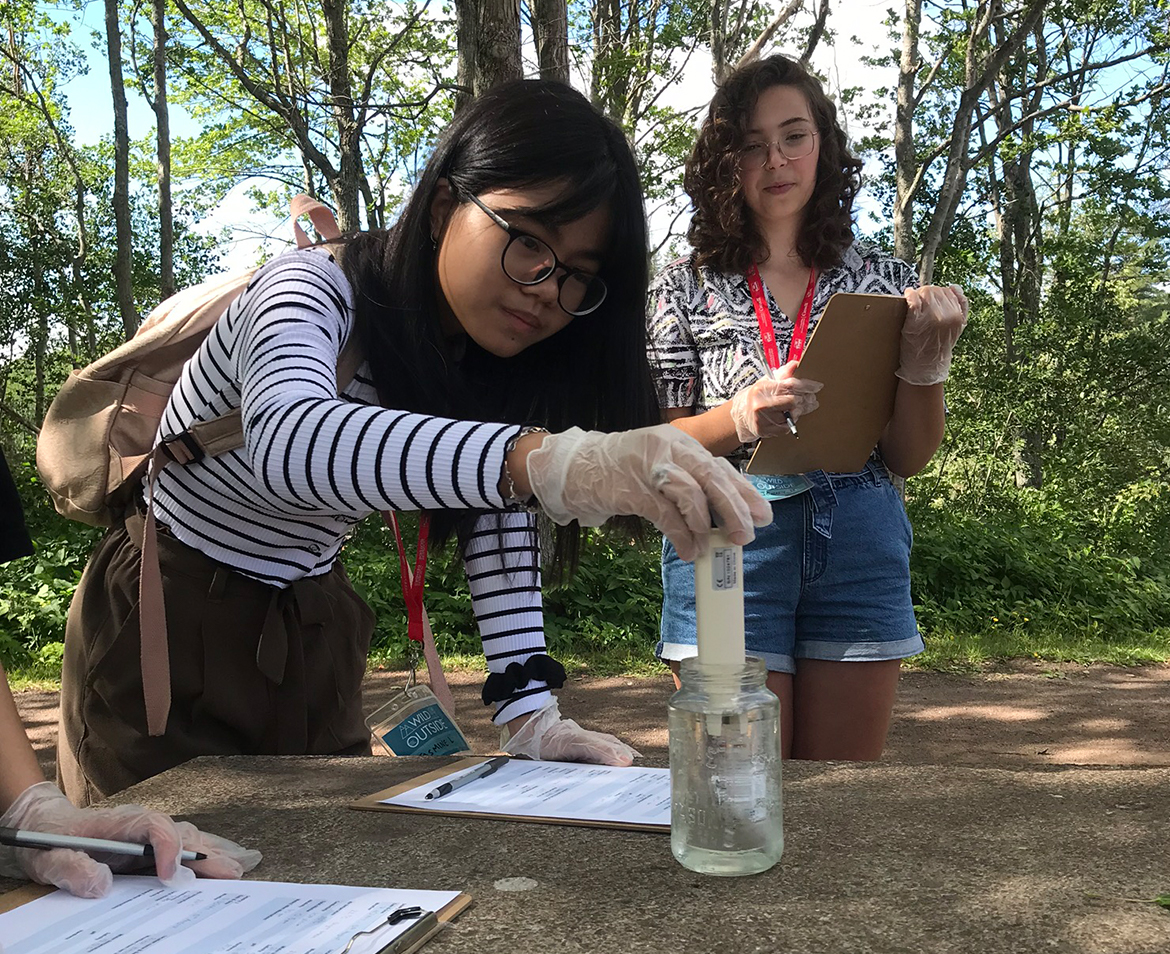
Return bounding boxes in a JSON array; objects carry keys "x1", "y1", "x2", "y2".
[{"x1": 58, "y1": 509, "x2": 374, "y2": 806}]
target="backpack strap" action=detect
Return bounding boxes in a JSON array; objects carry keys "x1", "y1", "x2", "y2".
[
  {"x1": 139, "y1": 444, "x2": 174, "y2": 736},
  {"x1": 162, "y1": 333, "x2": 364, "y2": 465},
  {"x1": 291, "y1": 193, "x2": 342, "y2": 247}
]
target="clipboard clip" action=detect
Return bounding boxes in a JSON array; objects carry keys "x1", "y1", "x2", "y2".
[{"x1": 341, "y1": 906, "x2": 439, "y2": 954}]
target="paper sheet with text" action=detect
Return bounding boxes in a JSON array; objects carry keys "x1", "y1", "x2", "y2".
[
  {"x1": 0, "y1": 877, "x2": 462, "y2": 954},
  {"x1": 382, "y1": 760, "x2": 671, "y2": 827}
]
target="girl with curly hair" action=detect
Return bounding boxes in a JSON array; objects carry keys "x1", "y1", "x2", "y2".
[{"x1": 647, "y1": 54, "x2": 968, "y2": 759}]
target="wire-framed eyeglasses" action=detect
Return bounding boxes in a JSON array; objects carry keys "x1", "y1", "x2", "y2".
[
  {"x1": 736, "y1": 126, "x2": 818, "y2": 169},
  {"x1": 463, "y1": 192, "x2": 608, "y2": 317}
]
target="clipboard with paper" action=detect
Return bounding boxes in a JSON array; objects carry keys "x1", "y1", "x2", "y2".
[
  {"x1": 745, "y1": 292, "x2": 908, "y2": 476},
  {"x1": 352, "y1": 757, "x2": 671, "y2": 833},
  {"x1": 0, "y1": 878, "x2": 472, "y2": 954}
]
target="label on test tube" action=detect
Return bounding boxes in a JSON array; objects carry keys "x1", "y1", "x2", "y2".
[{"x1": 711, "y1": 547, "x2": 738, "y2": 591}]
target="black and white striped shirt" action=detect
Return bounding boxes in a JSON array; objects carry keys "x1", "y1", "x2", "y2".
[{"x1": 151, "y1": 248, "x2": 551, "y2": 723}]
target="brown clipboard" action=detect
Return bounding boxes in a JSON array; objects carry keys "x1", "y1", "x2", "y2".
[
  {"x1": 0, "y1": 882, "x2": 52, "y2": 914},
  {"x1": 746, "y1": 292, "x2": 907, "y2": 476},
  {"x1": 0, "y1": 881, "x2": 472, "y2": 954},
  {"x1": 351, "y1": 757, "x2": 671, "y2": 834}
]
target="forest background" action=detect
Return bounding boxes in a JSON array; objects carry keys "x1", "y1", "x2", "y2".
[{"x1": 0, "y1": 0, "x2": 1167, "y2": 682}]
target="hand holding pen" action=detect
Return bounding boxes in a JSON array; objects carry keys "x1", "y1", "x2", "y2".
[
  {"x1": 729, "y1": 361, "x2": 821, "y2": 444},
  {"x1": 0, "y1": 781, "x2": 261, "y2": 898}
]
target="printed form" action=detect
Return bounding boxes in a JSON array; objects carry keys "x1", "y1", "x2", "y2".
[
  {"x1": 382, "y1": 760, "x2": 671, "y2": 827},
  {"x1": 0, "y1": 878, "x2": 462, "y2": 954}
]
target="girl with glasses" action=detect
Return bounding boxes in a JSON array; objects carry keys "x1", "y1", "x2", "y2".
[
  {"x1": 647, "y1": 54, "x2": 968, "y2": 760},
  {"x1": 58, "y1": 80, "x2": 770, "y2": 806}
]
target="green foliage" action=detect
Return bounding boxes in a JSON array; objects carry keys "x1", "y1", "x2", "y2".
[
  {"x1": 906, "y1": 490, "x2": 1170, "y2": 663},
  {"x1": 343, "y1": 515, "x2": 663, "y2": 664},
  {"x1": 160, "y1": 0, "x2": 456, "y2": 226},
  {"x1": 0, "y1": 448, "x2": 100, "y2": 664},
  {"x1": 3, "y1": 0, "x2": 1170, "y2": 686}
]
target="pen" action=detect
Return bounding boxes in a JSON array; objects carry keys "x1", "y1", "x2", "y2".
[
  {"x1": 0, "y1": 826, "x2": 207, "y2": 862},
  {"x1": 783, "y1": 411, "x2": 799, "y2": 438},
  {"x1": 424, "y1": 756, "x2": 509, "y2": 800}
]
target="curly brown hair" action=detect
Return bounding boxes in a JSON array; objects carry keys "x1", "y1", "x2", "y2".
[{"x1": 684, "y1": 55, "x2": 863, "y2": 274}]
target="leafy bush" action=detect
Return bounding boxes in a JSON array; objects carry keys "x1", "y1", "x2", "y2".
[
  {"x1": 907, "y1": 490, "x2": 1170, "y2": 649},
  {"x1": 0, "y1": 448, "x2": 100, "y2": 663},
  {"x1": 343, "y1": 515, "x2": 664, "y2": 664},
  {"x1": 4, "y1": 438, "x2": 1170, "y2": 677}
]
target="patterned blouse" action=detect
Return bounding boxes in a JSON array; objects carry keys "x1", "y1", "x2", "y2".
[{"x1": 646, "y1": 243, "x2": 918, "y2": 468}]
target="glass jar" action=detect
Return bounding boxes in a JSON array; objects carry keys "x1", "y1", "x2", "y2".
[{"x1": 668, "y1": 656, "x2": 783, "y2": 876}]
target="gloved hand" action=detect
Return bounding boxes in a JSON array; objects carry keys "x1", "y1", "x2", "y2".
[
  {"x1": 898, "y1": 284, "x2": 969, "y2": 385},
  {"x1": 729, "y1": 360, "x2": 823, "y2": 443},
  {"x1": 526, "y1": 424, "x2": 772, "y2": 562},
  {"x1": 502, "y1": 699, "x2": 640, "y2": 766},
  {"x1": 0, "y1": 781, "x2": 261, "y2": 898}
]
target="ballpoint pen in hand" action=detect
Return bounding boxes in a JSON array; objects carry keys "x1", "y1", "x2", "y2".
[
  {"x1": 0, "y1": 825, "x2": 207, "y2": 862},
  {"x1": 424, "y1": 756, "x2": 510, "y2": 800},
  {"x1": 782, "y1": 412, "x2": 799, "y2": 438}
]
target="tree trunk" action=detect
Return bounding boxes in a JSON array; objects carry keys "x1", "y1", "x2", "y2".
[
  {"x1": 913, "y1": 0, "x2": 1047, "y2": 284},
  {"x1": 151, "y1": 0, "x2": 174, "y2": 301},
  {"x1": 531, "y1": 0, "x2": 569, "y2": 83},
  {"x1": 104, "y1": 0, "x2": 137, "y2": 337},
  {"x1": 321, "y1": 0, "x2": 362, "y2": 231},
  {"x1": 477, "y1": 0, "x2": 522, "y2": 93},
  {"x1": 592, "y1": 0, "x2": 632, "y2": 121},
  {"x1": 893, "y1": 0, "x2": 921, "y2": 263},
  {"x1": 455, "y1": 0, "x2": 479, "y2": 114}
]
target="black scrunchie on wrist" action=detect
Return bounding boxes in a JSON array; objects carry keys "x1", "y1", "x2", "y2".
[{"x1": 481, "y1": 654, "x2": 567, "y2": 706}]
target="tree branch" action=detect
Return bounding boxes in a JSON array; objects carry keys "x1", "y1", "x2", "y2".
[
  {"x1": 735, "y1": 0, "x2": 804, "y2": 72},
  {"x1": 799, "y1": 0, "x2": 830, "y2": 65},
  {"x1": 0, "y1": 399, "x2": 39, "y2": 437}
]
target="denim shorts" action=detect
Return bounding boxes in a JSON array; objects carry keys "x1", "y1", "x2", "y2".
[{"x1": 658, "y1": 459, "x2": 923, "y2": 673}]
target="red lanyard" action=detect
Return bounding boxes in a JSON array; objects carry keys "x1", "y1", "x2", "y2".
[
  {"x1": 386, "y1": 512, "x2": 430, "y2": 643},
  {"x1": 746, "y1": 264, "x2": 817, "y2": 369}
]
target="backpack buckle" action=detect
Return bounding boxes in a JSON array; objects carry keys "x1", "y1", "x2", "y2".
[{"x1": 160, "y1": 431, "x2": 205, "y2": 465}]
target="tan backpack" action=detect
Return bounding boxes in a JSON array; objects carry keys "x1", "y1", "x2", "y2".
[
  {"x1": 37, "y1": 197, "x2": 455, "y2": 741},
  {"x1": 36, "y1": 194, "x2": 347, "y2": 527},
  {"x1": 37, "y1": 195, "x2": 372, "y2": 737}
]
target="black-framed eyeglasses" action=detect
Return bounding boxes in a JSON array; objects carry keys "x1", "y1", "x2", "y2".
[
  {"x1": 736, "y1": 126, "x2": 818, "y2": 169},
  {"x1": 463, "y1": 193, "x2": 608, "y2": 317}
]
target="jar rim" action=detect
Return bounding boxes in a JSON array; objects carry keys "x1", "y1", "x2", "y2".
[{"x1": 678, "y1": 655, "x2": 768, "y2": 682}]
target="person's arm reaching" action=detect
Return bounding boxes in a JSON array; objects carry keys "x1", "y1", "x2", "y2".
[
  {"x1": 0, "y1": 661, "x2": 261, "y2": 898},
  {"x1": 463, "y1": 512, "x2": 640, "y2": 766},
  {"x1": 0, "y1": 662, "x2": 44, "y2": 812},
  {"x1": 224, "y1": 252, "x2": 769, "y2": 554}
]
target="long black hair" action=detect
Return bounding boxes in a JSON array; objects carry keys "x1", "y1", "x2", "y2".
[{"x1": 342, "y1": 80, "x2": 659, "y2": 571}]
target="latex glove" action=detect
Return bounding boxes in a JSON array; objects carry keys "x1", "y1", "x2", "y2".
[
  {"x1": 897, "y1": 284, "x2": 969, "y2": 385},
  {"x1": 0, "y1": 781, "x2": 261, "y2": 898},
  {"x1": 502, "y1": 698, "x2": 640, "y2": 766},
  {"x1": 526, "y1": 424, "x2": 772, "y2": 562},
  {"x1": 729, "y1": 360, "x2": 823, "y2": 443}
]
